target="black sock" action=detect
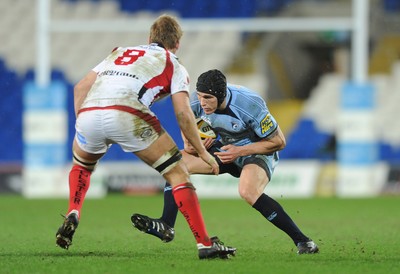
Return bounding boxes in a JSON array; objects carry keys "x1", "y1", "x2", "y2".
[
  {"x1": 160, "y1": 182, "x2": 178, "y2": 227},
  {"x1": 252, "y1": 193, "x2": 310, "y2": 245}
]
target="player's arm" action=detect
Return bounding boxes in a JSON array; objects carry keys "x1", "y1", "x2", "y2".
[
  {"x1": 182, "y1": 131, "x2": 214, "y2": 155},
  {"x1": 181, "y1": 131, "x2": 197, "y2": 155},
  {"x1": 73, "y1": 71, "x2": 97, "y2": 117},
  {"x1": 214, "y1": 126, "x2": 286, "y2": 163},
  {"x1": 239, "y1": 126, "x2": 286, "y2": 155},
  {"x1": 171, "y1": 91, "x2": 219, "y2": 174}
]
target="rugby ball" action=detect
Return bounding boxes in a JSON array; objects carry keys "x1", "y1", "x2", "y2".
[{"x1": 196, "y1": 118, "x2": 217, "y2": 139}]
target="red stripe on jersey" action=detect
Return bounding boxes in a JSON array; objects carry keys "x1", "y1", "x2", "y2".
[
  {"x1": 78, "y1": 105, "x2": 162, "y2": 133},
  {"x1": 143, "y1": 50, "x2": 174, "y2": 100}
]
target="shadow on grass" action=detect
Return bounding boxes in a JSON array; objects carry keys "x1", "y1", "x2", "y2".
[{"x1": 0, "y1": 249, "x2": 157, "y2": 259}]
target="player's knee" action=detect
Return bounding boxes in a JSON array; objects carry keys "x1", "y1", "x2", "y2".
[
  {"x1": 238, "y1": 188, "x2": 251, "y2": 203},
  {"x1": 152, "y1": 147, "x2": 182, "y2": 175},
  {"x1": 238, "y1": 186, "x2": 259, "y2": 205},
  {"x1": 172, "y1": 182, "x2": 196, "y2": 193},
  {"x1": 73, "y1": 151, "x2": 98, "y2": 171}
]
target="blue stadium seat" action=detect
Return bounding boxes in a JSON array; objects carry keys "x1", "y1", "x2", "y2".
[
  {"x1": 380, "y1": 142, "x2": 400, "y2": 163},
  {"x1": 0, "y1": 60, "x2": 23, "y2": 163},
  {"x1": 383, "y1": 0, "x2": 400, "y2": 12},
  {"x1": 59, "y1": 0, "x2": 291, "y2": 18},
  {"x1": 118, "y1": 0, "x2": 146, "y2": 13},
  {"x1": 279, "y1": 118, "x2": 333, "y2": 160}
]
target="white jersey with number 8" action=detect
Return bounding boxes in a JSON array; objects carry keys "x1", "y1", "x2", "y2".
[{"x1": 82, "y1": 43, "x2": 190, "y2": 109}]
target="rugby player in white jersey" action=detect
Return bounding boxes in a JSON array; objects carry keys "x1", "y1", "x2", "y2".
[
  {"x1": 55, "y1": 15, "x2": 236, "y2": 260},
  {"x1": 131, "y1": 69, "x2": 319, "y2": 255}
]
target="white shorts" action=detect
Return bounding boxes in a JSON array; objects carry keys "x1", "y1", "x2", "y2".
[{"x1": 75, "y1": 105, "x2": 162, "y2": 154}]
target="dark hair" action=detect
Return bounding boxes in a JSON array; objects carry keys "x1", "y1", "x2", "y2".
[{"x1": 196, "y1": 69, "x2": 227, "y2": 106}]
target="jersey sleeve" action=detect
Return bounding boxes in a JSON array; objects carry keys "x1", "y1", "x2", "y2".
[
  {"x1": 92, "y1": 59, "x2": 106, "y2": 74},
  {"x1": 170, "y1": 62, "x2": 190, "y2": 95},
  {"x1": 250, "y1": 98, "x2": 278, "y2": 139},
  {"x1": 92, "y1": 47, "x2": 119, "y2": 73}
]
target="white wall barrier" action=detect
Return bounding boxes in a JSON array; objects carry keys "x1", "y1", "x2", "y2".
[
  {"x1": 83, "y1": 160, "x2": 322, "y2": 199},
  {"x1": 193, "y1": 160, "x2": 321, "y2": 198},
  {"x1": 22, "y1": 158, "x2": 390, "y2": 198}
]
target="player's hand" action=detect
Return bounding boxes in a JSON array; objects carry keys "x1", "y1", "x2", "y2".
[
  {"x1": 214, "y1": 144, "x2": 241, "y2": 164},
  {"x1": 184, "y1": 138, "x2": 214, "y2": 155},
  {"x1": 198, "y1": 150, "x2": 219, "y2": 175},
  {"x1": 202, "y1": 138, "x2": 215, "y2": 150}
]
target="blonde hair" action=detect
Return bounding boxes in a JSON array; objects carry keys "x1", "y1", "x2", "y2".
[{"x1": 149, "y1": 14, "x2": 183, "y2": 50}]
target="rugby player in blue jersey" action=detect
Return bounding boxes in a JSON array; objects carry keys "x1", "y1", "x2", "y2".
[{"x1": 131, "y1": 69, "x2": 319, "y2": 254}]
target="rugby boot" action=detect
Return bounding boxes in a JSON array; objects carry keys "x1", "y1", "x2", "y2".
[
  {"x1": 297, "y1": 240, "x2": 319, "y2": 254},
  {"x1": 198, "y1": 236, "x2": 236, "y2": 260},
  {"x1": 131, "y1": 213, "x2": 175, "y2": 243},
  {"x1": 56, "y1": 212, "x2": 79, "y2": 250}
]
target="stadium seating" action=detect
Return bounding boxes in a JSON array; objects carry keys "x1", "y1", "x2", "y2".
[
  {"x1": 281, "y1": 66, "x2": 400, "y2": 163},
  {"x1": 0, "y1": 60, "x2": 23, "y2": 163},
  {"x1": 1, "y1": 0, "x2": 400, "y2": 164},
  {"x1": 80, "y1": 0, "x2": 258, "y2": 18},
  {"x1": 384, "y1": 0, "x2": 400, "y2": 12},
  {"x1": 0, "y1": 0, "x2": 244, "y2": 163}
]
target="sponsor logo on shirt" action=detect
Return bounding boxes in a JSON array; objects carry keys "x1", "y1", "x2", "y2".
[
  {"x1": 98, "y1": 70, "x2": 139, "y2": 79},
  {"x1": 260, "y1": 114, "x2": 273, "y2": 134}
]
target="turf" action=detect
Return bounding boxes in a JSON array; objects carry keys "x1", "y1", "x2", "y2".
[{"x1": 0, "y1": 194, "x2": 399, "y2": 274}]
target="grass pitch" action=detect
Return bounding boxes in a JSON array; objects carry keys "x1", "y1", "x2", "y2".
[{"x1": 0, "y1": 194, "x2": 399, "y2": 274}]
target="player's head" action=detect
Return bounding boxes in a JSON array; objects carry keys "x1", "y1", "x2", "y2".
[
  {"x1": 196, "y1": 69, "x2": 227, "y2": 107},
  {"x1": 149, "y1": 14, "x2": 183, "y2": 52}
]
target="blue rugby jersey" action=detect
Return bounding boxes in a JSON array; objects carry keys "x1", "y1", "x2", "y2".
[{"x1": 190, "y1": 84, "x2": 278, "y2": 147}]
